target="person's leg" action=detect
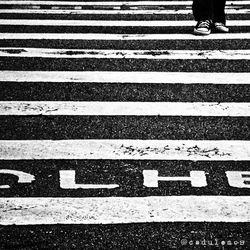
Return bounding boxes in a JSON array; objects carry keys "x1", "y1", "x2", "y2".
[
  {"x1": 193, "y1": 0, "x2": 213, "y2": 35},
  {"x1": 212, "y1": 0, "x2": 229, "y2": 32},
  {"x1": 192, "y1": 0, "x2": 213, "y2": 21},
  {"x1": 213, "y1": 0, "x2": 226, "y2": 23}
]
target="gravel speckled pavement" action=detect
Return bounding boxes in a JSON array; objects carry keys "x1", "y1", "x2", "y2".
[{"x1": 0, "y1": 0, "x2": 249, "y2": 249}]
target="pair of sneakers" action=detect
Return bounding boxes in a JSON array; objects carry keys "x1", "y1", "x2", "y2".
[{"x1": 194, "y1": 20, "x2": 229, "y2": 35}]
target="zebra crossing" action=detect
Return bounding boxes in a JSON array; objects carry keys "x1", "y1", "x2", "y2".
[{"x1": 0, "y1": 0, "x2": 249, "y2": 248}]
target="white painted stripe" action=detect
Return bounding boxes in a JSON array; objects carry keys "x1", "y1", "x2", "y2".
[
  {"x1": 1, "y1": 48, "x2": 250, "y2": 60},
  {"x1": 0, "y1": 71, "x2": 249, "y2": 84},
  {"x1": 0, "y1": 196, "x2": 249, "y2": 225},
  {"x1": 0, "y1": 140, "x2": 249, "y2": 160},
  {"x1": 0, "y1": 9, "x2": 249, "y2": 15},
  {"x1": 1, "y1": 101, "x2": 249, "y2": 117},
  {"x1": 0, "y1": 1, "x2": 249, "y2": 6},
  {"x1": 1, "y1": 33, "x2": 250, "y2": 40},
  {"x1": 1, "y1": 19, "x2": 249, "y2": 26}
]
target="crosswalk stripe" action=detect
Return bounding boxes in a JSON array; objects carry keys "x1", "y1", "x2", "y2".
[
  {"x1": 1, "y1": 71, "x2": 249, "y2": 84},
  {"x1": 1, "y1": 9, "x2": 249, "y2": 15},
  {"x1": 1, "y1": 19, "x2": 250, "y2": 26},
  {"x1": 1, "y1": 33, "x2": 250, "y2": 40},
  {"x1": 1, "y1": 48, "x2": 250, "y2": 60},
  {"x1": 0, "y1": 139, "x2": 249, "y2": 160},
  {"x1": 0, "y1": 196, "x2": 249, "y2": 225},
  {"x1": 1, "y1": 101, "x2": 249, "y2": 117},
  {"x1": 1, "y1": 1, "x2": 250, "y2": 6}
]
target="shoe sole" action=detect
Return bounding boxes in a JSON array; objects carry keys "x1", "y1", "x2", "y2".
[
  {"x1": 193, "y1": 28, "x2": 211, "y2": 36},
  {"x1": 213, "y1": 28, "x2": 229, "y2": 33}
]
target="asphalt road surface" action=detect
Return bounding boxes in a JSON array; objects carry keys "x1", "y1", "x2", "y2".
[{"x1": 0, "y1": 0, "x2": 249, "y2": 249}]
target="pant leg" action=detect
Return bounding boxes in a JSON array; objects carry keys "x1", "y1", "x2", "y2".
[
  {"x1": 192, "y1": 0, "x2": 213, "y2": 21},
  {"x1": 213, "y1": 0, "x2": 226, "y2": 24}
]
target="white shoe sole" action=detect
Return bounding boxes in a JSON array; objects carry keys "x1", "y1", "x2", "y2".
[
  {"x1": 193, "y1": 28, "x2": 211, "y2": 35},
  {"x1": 214, "y1": 27, "x2": 229, "y2": 33}
]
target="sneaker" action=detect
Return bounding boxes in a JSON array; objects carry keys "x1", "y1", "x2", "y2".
[
  {"x1": 194, "y1": 20, "x2": 212, "y2": 35},
  {"x1": 214, "y1": 22, "x2": 229, "y2": 33}
]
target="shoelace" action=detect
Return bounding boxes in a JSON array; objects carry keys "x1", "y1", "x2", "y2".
[{"x1": 197, "y1": 20, "x2": 211, "y2": 28}]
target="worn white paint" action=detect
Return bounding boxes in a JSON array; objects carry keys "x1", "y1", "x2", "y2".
[
  {"x1": 0, "y1": 101, "x2": 249, "y2": 117},
  {"x1": 0, "y1": 1, "x2": 249, "y2": 6},
  {"x1": 1, "y1": 48, "x2": 250, "y2": 60},
  {"x1": 60, "y1": 170, "x2": 119, "y2": 189},
  {"x1": 0, "y1": 196, "x2": 249, "y2": 225},
  {"x1": 0, "y1": 9, "x2": 249, "y2": 14},
  {"x1": 1, "y1": 19, "x2": 249, "y2": 26},
  {"x1": 0, "y1": 1, "x2": 193, "y2": 6},
  {"x1": 226, "y1": 171, "x2": 250, "y2": 188},
  {"x1": 1, "y1": 33, "x2": 249, "y2": 40},
  {"x1": 0, "y1": 169, "x2": 35, "y2": 189},
  {"x1": 0, "y1": 140, "x2": 249, "y2": 161},
  {"x1": 143, "y1": 170, "x2": 207, "y2": 187},
  {"x1": 0, "y1": 71, "x2": 249, "y2": 84}
]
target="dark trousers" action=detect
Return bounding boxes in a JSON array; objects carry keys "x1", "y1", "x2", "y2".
[{"x1": 192, "y1": 0, "x2": 226, "y2": 23}]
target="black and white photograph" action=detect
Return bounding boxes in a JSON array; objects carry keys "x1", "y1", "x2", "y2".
[{"x1": 0, "y1": 0, "x2": 249, "y2": 249}]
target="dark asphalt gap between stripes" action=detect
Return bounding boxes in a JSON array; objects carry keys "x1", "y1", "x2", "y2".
[
  {"x1": 1, "y1": 58, "x2": 250, "y2": 72},
  {"x1": 0, "y1": 13, "x2": 198, "y2": 21},
  {"x1": 0, "y1": 223, "x2": 248, "y2": 250},
  {"x1": 0, "y1": 25, "x2": 197, "y2": 34},
  {"x1": 1, "y1": 116, "x2": 250, "y2": 140},
  {"x1": 1, "y1": 13, "x2": 250, "y2": 20},
  {"x1": 0, "y1": 25, "x2": 249, "y2": 33},
  {"x1": 1, "y1": 39, "x2": 250, "y2": 50},
  {"x1": 0, "y1": 160, "x2": 249, "y2": 197},
  {"x1": 1, "y1": 82, "x2": 249, "y2": 102}
]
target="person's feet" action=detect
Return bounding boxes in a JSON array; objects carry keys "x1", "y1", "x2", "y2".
[
  {"x1": 194, "y1": 20, "x2": 229, "y2": 35},
  {"x1": 194, "y1": 20, "x2": 212, "y2": 35},
  {"x1": 213, "y1": 22, "x2": 229, "y2": 33}
]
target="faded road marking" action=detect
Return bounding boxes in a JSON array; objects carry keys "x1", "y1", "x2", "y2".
[
  {"x1": 0, "y1": 196, "x2": 249, "y2": 225},
  {"x1": 0, "y1": 71, "x2": 249, "y2": 84},
  {"x1": 1, "y1": 19, "x2": 250, "y2": 27},
  {"x1": 1, "y1": 33, "x2": 250, "y2": 40},
  {"x1": 0, "y1": 140, "x2": 249, "y2": 160},
  {"x1": 0, "y1": 9, "x2": 249, "y2": 14},
  {"x1": 0, "y1": 101, "x2": 249, "y2": 116},
  {"x1": 1, "y1": 48, "x2": 250, "y2": 60}
]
